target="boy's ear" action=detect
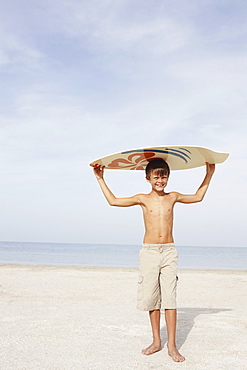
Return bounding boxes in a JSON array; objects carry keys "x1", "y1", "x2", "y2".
[{"x1": 146, "y1": 176, "x2": 150, "y2": 182}]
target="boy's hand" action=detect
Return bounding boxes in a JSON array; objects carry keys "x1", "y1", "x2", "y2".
[
  {"x1": 93, "y1": 165, "x2": 105, "y2": 180},
  {"x1": 206, "y1": 162, "x2": 215, "y2": 176}
]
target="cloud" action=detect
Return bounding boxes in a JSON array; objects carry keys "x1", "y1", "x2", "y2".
[{"x1": 0, "y1": 27, "x2": 42, "y2": 67}]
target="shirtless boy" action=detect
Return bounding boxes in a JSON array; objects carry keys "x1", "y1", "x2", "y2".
[{"x1": 93, "y1": 158, "x2": 215, "y2": 363}]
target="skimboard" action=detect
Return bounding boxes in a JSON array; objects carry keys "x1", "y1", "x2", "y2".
[{"x1": 90, "y1": 146, "x2": 229, "y2": 171}]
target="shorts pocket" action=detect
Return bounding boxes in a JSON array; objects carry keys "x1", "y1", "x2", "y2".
[
  {"x1": 138, "y1": 275, "x2": 143, "y2": 284},
  {"x1": 137, "y1": 275, "x2": 143, "y2": 302}
]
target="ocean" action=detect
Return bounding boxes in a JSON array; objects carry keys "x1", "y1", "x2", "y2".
[{"x1": 0, "y1": 241, "x2": 246, "y2": 270}]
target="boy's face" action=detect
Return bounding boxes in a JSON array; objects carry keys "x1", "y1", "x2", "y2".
[{"x1": 146, "y1": 170, "x2": 169, "y2": 192}]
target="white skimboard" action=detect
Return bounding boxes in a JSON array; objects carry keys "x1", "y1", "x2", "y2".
[{"x1": 90, "y1": 146, "x2": 229, "y2": 171}]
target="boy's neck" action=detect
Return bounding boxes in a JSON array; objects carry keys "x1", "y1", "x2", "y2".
[{"x1": 150, "y1": 189, "x2": 166, "y2": 197}]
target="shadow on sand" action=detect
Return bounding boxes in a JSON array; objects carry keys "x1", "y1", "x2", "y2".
[{"x1": 160, "y1": 307, "x2": 232, "y2": 349}]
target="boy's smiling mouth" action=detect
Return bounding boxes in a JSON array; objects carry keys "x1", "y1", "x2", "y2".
[{"x1": 155, "y1": 182, "x2": 165, "y2": 189}]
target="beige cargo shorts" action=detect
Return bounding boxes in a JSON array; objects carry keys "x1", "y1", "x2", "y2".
[{"x1": 137, "y1": 243, "x2": 178, "y2": 311}]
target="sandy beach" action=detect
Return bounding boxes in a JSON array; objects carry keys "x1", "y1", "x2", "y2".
[{"x1": 0, "y1": 265, "x2": 246, "y2": 370}]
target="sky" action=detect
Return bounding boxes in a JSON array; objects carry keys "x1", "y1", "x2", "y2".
[{"x1": 0, "y1": 0, "x2": 247, "y2": 248}]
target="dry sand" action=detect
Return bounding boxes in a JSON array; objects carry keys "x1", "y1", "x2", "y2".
[{"x1": 0, "y1": 265, "x2": 246, "y2": 370}]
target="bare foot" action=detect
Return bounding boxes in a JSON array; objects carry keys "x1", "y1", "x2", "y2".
[
  {"x1": 142, "y1": 342, "x2": 162, "y2": 355},
  {"x1": 167, "y1": 343, "x2": 185, "y2": 362}
]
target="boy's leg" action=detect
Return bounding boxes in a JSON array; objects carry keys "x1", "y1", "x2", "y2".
[
  {"x1": 142, "y1": 309, "x2": 162, "y2": 355},
  {"x1": 165, "y1": 309, "x2": 185, "y2": 362}
]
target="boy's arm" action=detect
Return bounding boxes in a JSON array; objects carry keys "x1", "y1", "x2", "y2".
[
  {"x1": 93, "y1": 166, "x2": 141, "y2": 207},
  {"x1": 175, "y1": 163, "x2": 215, "y2": 204}
]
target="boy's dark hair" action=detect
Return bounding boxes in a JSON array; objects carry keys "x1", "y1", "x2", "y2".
[{"x1": 145, "y1": 158, "x2": 170, "y2": 178}]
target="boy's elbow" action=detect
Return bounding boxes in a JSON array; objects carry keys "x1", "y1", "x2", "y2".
[
  {"x1": 196, "y1": 195, "x2": 205, "y2": 202},
  {"x1": 194, "y1": 190, "x2": 207, "y2": 203},
  {"x1": 108, "y1": 197, "x2": 117, "y2": 206},
  {"x1": 190, "y1": 194, "x2": 203, "y2": 203}
]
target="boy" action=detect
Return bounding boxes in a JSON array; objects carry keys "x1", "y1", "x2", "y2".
[{"x1": 93, "y1": 158, "x2": 215, "y2": 363}]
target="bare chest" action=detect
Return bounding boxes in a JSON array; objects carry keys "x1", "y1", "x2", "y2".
[{"x1": 142, "y1": 196, "x2": 174, "y2": 217}]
